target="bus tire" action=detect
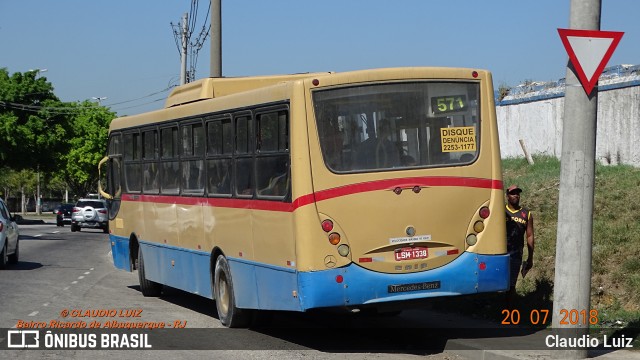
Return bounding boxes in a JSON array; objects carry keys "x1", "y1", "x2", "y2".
[
  {"x1": 214, "y1": 255, "x2": 250, "y2": 328},
  {"x1": 137, "y1": 247, "x2": 162, "y2": 297}
]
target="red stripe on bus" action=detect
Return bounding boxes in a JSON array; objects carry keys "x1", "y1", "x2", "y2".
[
  {"x1": 121, "y1": 177, "x2": 502, "y2": 212},
  {"x1": 121, "y1": 194, "x2": 295, "y2": 212},
  {"x1": 314, "y1": 177, "x2": 503, "y2": 202}
]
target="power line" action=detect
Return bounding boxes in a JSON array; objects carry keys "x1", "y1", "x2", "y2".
[
  {"x1": 0, "y1": 85, "x2": 176, "y2": 115},
  {"x1": 103, "y1": 85, "x2": 176, "y2": 107},
  {"x1": 110, "y1": 97, "x2": 167, "y2": 111}
]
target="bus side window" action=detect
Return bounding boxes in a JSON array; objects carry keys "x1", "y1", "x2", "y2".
[
  {"x1": 235, "y1": 159, "x2": 254, "y2": 196},
  {"x1": 142, "y1": 129, "x2": 159, "y2": 194},
  {"x1": 160, "y1": 126, "x2": 180, "y2": 194},
  {"x1": 181, "y1": 122, "x2": 205, "y2": 195},
  {"x1": 257, "y1": 156, "x2": 289, "y2": 197},
  {"x1": 123, "y1": 131, "x2": 142, "y2": 192},
  {"x1": 206, "y1": 117, "x2": 233, "y2": 196},
  {"x1": 256, "y1": 110, "x2": 289, "y2": 198},
  {"x1": 234, "y1": 113, "x2": 254, "y2": 196},
  {"x1": 207, "y1": 159, "x2": 231, "y2": 195}
]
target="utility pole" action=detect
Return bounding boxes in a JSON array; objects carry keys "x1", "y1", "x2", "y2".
[
  {"x1": 180, "y1": 12, "x2": 189, "y2": 85},
  {"x1": 552, "y1": 1, "x2": 601, "y2": 359},
  {"x1": 210, "y1": 0, "x2": 222, "y2": 77}
]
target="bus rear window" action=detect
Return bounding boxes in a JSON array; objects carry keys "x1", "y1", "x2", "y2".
[{"x1": 313, "y1": 82, "x2": 480, "y2": 172}]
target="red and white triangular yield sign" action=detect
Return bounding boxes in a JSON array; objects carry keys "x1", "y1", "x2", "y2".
[{"x1": 558, "y1": 28, "x2": 624, "y2": 95}]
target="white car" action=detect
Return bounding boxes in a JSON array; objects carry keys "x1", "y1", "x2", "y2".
[
  {"x1": 71, "y1": 199, "x2": 109, "y2": 233},
  {"x1": 0, "y1": 198, "x2": 19, "y2": 269}
]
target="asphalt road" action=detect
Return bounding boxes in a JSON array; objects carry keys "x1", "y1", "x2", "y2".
[
  {"x1": 4, "y1": 222, "x2": 636, "y2": 359},
  {"x1": 0, "y1": 223, "x2": 471, "y2": 359}
]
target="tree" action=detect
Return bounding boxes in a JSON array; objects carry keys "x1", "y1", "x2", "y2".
[
  {"x1": 0, "y1": 68, "x2": 62, "y2": 172},
  {"x1": 0, "y1": 168, "x2": 36, "y2": 213},
  {"x1": 0, "y1": 68, "x2": 116, "y2": 201},
  {"x1": 59, "y1": 101, "x2": 115, "y2": 196}
]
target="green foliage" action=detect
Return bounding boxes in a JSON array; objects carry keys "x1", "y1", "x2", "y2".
[
  {"x1": 0, "y1": 167, "x2": 35, "y2": 199},
  {"x1": 0, "y1": 68, "x2": 61, "y2": 171},
  {"x1": 432, "y1": 156, "x2": 640, "y2": 327},
  {"x1": 61, "y1": 101, "x2": 114, "y2": 195},
  {"x1": 0, "y1": 68, "x2": 116, "y2": 200},
  {"x1": 504, "y1": 155, "x2": 640, "y2": 323}
]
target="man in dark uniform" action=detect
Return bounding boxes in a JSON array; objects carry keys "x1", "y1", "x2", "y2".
[{"x1": 505, "y1": 185, "x2": 535, "y2": 305}]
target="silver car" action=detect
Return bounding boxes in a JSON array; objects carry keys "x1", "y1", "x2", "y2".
[
  {"x1": 0, "y1": 198, "x2": 19, "y2": 268},
  {"x1": 71, "y1": 199, "x2": 109, "y2": 233}
]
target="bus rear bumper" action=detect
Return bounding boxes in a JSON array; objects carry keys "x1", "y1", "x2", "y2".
[{"x1": 297, "y1": 252, "x2": 509, "y2": 310}]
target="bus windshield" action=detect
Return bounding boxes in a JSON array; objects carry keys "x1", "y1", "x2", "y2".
[{"x1": 313, "y1": 81, "x2": 480, "y2": 172}]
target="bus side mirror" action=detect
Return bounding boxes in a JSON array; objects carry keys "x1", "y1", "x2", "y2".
[{"x1": 98, "y1": 156, "x2": 113, "y2": 200}]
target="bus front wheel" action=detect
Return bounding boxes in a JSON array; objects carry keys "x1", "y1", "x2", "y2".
[
  {"x1": 137, "y1": 247, "x2": 162, "y2": 296},
  {"x1": 214, "y1": 255, "x2": 251, "y2": 328}
]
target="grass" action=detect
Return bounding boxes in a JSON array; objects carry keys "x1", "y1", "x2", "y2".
[
  {"x1": 503, "y1": 156, "x2": 640, "y2": 319},
  {"x1": 432, "y1": 155, "x2": 640, "y2": 341}
]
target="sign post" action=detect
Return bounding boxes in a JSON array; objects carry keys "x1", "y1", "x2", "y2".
[{"x1": 553, "y1": 1, "x2": 622, "y2": 359}]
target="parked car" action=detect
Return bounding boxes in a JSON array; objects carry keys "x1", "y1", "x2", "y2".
[
  {"x1": 0, "y1": 198, "x2": 19, "y2": 269},
  {"x1": 71, "y1": 199, "x2": 109, "y2": 233},
  {"x1": 54, "y1": 203, "x2": 74, "y2": 227}
]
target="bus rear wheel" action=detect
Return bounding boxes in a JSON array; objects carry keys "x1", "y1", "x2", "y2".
[
  {"x1": 214, "y1": 255, "x2": 251, "y2": 328},
  {"x1": 137, "y1": 247, "x2": 162, "y2": 296}
]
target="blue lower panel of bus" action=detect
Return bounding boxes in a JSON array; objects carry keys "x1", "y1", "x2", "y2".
[
  {"x1": 110, "y1": 234, "x2": 130, "y2": 271},
  {"x1": 109, "y1": 234, "x2": 297, "y2": 308},
  {"x1": 110, "y1": 235, "x2": 213, "y2": 298},
  {"x1": 110, "y1": 234, "x2": 508, "y2": 311}
]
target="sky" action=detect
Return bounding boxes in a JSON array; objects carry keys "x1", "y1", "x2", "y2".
[{"x1": 1, "y1": 0, "x2": 639, "y2": 117}]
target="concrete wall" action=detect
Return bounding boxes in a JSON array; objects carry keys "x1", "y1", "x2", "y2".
[{"x1": 496, "y1": 83, "x2": 640, "y2": 166}]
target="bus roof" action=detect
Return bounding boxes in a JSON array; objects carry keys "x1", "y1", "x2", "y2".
[
  {"x1": 163, "y1": 67, "x2": 490, "y2": 108},
  {"x1": 109, "y1": 67, "x2": 491, "y2": 131},
  {"x1": 165, "y1": 72, "x2": 333, "y2": 108}
]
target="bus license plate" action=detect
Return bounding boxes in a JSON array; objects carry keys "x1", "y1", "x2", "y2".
[{"x1": 394, "y1": 247, "x2": 428, "y2": 261}]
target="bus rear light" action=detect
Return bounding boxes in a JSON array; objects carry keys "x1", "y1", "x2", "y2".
[
  {"x1": 466, "y1": 234, "x2": 477, "y2": 246},
  {"x1": 472, "y1": 71, "x2": 479, "y2": 78},
  {"x1": 447, "y1": 249, "x2": 459, "y2": 255},
  {"x1": 321, "y1": 219, "x2": 333, "y2": 232},
  {"x1": 479, "y1": 206, "x2": 490, "y2": 219},
  {"x1": 336, "y1": 275, "x2": 344, "y2": 283},
  {"x1": 473, "y1": 221, "x2": 485, "y2": 233},
  {"x1": 312, "y1": 79, "x2": 320, "y2": 86},
  {"x1": 479, "y1": 262, "x2": 487, "y2": 270},
  {"x1": 337, "y1": 244, "x2": 350, "y2": 257},
  {"x1": 328, "y1": 232, "x2": 341, "y2": 245},
  {"x1": 359, "y1": 257, "x2": 372, "y2": 263}
]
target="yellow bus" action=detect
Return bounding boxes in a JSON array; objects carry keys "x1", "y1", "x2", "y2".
[{"x1": 99, "y1": 67, "x2": 508, "y2": 327}]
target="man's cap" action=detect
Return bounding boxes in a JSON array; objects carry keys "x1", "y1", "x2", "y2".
[{"x1": 507, "y1": 185, "x2": 522, "y2": 194}]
